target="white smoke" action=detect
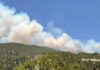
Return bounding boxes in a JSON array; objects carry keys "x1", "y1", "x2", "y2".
[{"x1": 0, "y1": 3, "x2": 100, "y2": 53}]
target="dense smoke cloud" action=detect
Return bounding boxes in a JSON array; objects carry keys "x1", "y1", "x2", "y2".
[{"x1": 0, "y1": 3, "x2": 100, "y2": 53}]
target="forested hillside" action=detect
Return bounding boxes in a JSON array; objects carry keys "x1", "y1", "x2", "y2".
[
  {"x1": 0, "y1": 43, "x2": 100, "y2": 70},
  {"x1": 15, "y1": 52, "x2": 100, "y2": 70},
  {"x1": 0, "y1": 43, "x2": 54, "y2": 70}
]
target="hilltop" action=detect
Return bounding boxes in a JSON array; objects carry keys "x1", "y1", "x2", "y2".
[{"x1": 0, "y1": 43, "x2": 54, "y2": 56}]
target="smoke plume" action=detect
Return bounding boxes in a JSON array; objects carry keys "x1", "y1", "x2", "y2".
[{"x1": 0, "y1": 3, "x2": 100, "y2": 53}]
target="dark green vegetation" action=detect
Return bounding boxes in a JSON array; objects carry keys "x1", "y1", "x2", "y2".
[
  {"x1": 15, "y1": 52, "x2": 100, "y2": 70},
  {"x1": 0, "y1": 43, "x2": 100, "y2": 70},
  {"x1": 0, "y1": 43, "x2": 54, "y2": 56},
  {"x1": 0, "y1": 43, "x2": 54, "y2": 70}
]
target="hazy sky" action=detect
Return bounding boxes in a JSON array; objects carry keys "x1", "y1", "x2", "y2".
[{"x1": 1, "y1": 0, "x2": 100, "y2": 42}]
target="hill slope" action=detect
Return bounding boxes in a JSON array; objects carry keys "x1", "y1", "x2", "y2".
[
  {"x1": 0, "y1": 43, "x2": 54, "y2": 56},
  {"x1": 0, "y1": 43, "x2": 55, "y2": 70},
  {"x1": 15, "y1": 52, "x2": 100, "y2": 70},
  {"x1": 0, "y1": 43, "x2": 100, "y2": 70}
]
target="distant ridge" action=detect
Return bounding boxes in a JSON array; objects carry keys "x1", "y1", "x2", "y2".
[{"x1": 0, "y1": 43, "x2": 55, "y2": 56}]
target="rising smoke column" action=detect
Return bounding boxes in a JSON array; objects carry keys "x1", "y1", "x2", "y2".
[{"x1": 0, "y1": 3, "x2": 100, "y2": 53}]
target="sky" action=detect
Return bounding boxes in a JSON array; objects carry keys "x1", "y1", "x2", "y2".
[{"x1": 0, "y1": 0, "x2": 100, "y2": 42}]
